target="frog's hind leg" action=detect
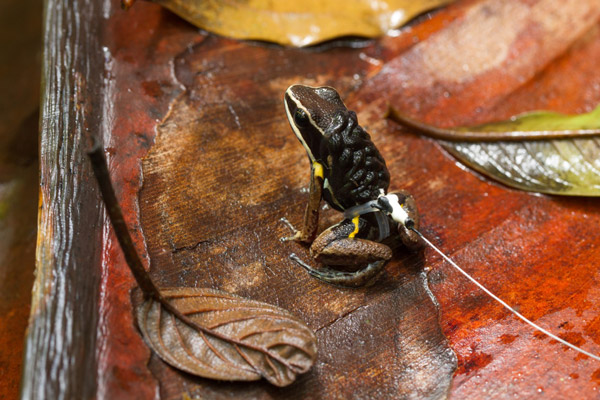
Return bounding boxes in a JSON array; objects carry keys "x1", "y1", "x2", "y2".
[
  {"x1": 289, "y1": 227, "x2": 393, "y2": 286},
  {"x1": 290, "y1": 253, "x2": 387, "y2": 287}
]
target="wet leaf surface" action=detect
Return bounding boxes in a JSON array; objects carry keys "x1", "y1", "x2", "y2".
[
  {"x1": 136, "y1": 288, "x2": 317, "y2": 386},
  {"x1": 373, "y1": 0, "x2": 600, "y2": 196},
  {"x1": 361, "y1": 0, "x2": 600, "y2": 125},
  {"x1": 127, "y1": 0, "x2": 455, "y2": 46}
]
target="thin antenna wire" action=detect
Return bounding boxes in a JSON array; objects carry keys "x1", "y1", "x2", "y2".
[{"x1": 411, "y1": 227, "x2": 600, "y2": 362}]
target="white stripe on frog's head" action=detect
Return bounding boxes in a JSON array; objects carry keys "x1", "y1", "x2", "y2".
[
  {"x1": 284, "y1": 88, "x2": 319, "y2": 162},
  {"x1": 284, "y1": 85, "x2": 332, "y2": 163},
  {"x1": 284, "y1": 85, "x2": 349, "y2": 164}
]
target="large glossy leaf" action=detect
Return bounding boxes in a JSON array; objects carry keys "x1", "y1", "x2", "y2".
[
  {"x1": 360, "y1": 0, "x2": 600, "y2": 127},
  {"x1": 124, "y1": 0, "x2": 455, "y2": 46},
  {"x1": 137, "y1": 288, "x2": 318, "y2": 387}
]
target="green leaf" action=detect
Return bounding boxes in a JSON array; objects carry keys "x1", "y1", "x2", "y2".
[
  {"x1": 390, "y1": 106, "x2": 600, "y2": 195},
  {"x1": 443, "y1": 138, "x2": 600, "y2": 196},
  {"x1": 467, "y1": 107, "x2": 600, "y2": 134},
  {"x1": 390, "y1": 106, "x2": 600, "y2": 141}
]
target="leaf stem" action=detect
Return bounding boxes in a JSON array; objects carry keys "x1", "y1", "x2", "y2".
[
  {"x1": 87, "y1": 142, "x2": 162, "y2": 299},
  {"x1": 388, "y1": 107, "x2": 600, "y2": 142}
]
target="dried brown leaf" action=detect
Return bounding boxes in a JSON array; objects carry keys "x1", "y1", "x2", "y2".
[
  {"x1": 88, "y1": 143, "x2": 316, "y2": 388},
  {"x1": 136, "y1": 287, "x2": 317, "y2": 387}
]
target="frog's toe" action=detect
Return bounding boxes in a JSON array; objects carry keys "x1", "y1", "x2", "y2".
[
  {"x1": 280, "y1": 231, "x2": 302, "y2": 242},
  {"x1": 279, "y1": 217, "x2": 300, "y2": 241},
  {"x1": 399, "y1": 224, "x2": 422, "y2": 249}
]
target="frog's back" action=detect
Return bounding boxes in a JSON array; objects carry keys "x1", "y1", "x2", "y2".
[{"x1": 323, "y1": 116, "x2": 390, "y2": 211}]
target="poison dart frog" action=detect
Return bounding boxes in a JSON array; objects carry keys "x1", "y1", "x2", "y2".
[{"x1": 282, "y1": 84, "x2": 421, "y2": 286}]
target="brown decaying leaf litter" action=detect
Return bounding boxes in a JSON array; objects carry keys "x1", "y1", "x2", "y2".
[
  {"x1": 137, "y1": 49, "x2": 458, "y2": 394},
  {"x1": 137, "y1": 288, "x2": 317, "y2": 386}
]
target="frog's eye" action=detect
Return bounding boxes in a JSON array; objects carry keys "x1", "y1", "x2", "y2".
[{"x1": 294, "y1": 109, "x2": 310, "y2": 128}]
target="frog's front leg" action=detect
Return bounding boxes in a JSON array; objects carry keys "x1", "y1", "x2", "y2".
[
  {"x1": 291, "y1": 219, "x2": 392, "y2": 287},
  {"x1": 282, "y1": 162, "x2": 324, "y2": 243}
]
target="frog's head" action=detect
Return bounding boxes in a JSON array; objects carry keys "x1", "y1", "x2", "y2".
[{"x1": 284, "y1": 84, "x2": 353, "y2": 162}]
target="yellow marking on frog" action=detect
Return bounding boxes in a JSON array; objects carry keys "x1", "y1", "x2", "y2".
[
  {"x1": 349, "y1": 216, "x2": 360, "y2": 239},
  {"x1": 312, "y1": 162, "x2": 324, "y2": 179}
]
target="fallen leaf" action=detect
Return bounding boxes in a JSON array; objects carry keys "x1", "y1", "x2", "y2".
[
  {"x1": 389, "y1": 106, "x2": 600, "y2": 141},
  {"x1": 138, "y1": 55, "x2": 458, "y2": 396},
  {"x1": 89, "y1": 145, "x2": 317, "y2": 387},
  {"x1": 390, "y1": 106, "x2": 600, "y2": 195},
  {"x1": 443, "y1": 138, "x2": 600, "y2": 196},
  {"x1": 137, "y1": 287, "x2": 318, "y2": 387},
  {"x1": 126, "y1": 0, "x2": 455, "y2": 46}
]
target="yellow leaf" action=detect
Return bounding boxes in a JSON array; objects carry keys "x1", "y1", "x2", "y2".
[{"x1": 141, "y1": 0, "x2": 455, "y2": 46}]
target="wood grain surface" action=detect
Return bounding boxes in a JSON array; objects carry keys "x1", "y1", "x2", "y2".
[
  {"x1": 24, "y1": 0, "x2": 600, "y2": 399},
  {"x1": 20, "y1": 0, "x2": 108, "y2": 397}
]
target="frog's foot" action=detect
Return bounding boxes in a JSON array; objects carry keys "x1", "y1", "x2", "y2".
[
  {"x1": 280, "y1": 217, "x2": 314, "y2": 243},
  {"x1": 290, "y1": 253, "x2": 386, "y2": 287},
  {"x1": 279, "y1": 217, "x2": 302, "y2": 242}
]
